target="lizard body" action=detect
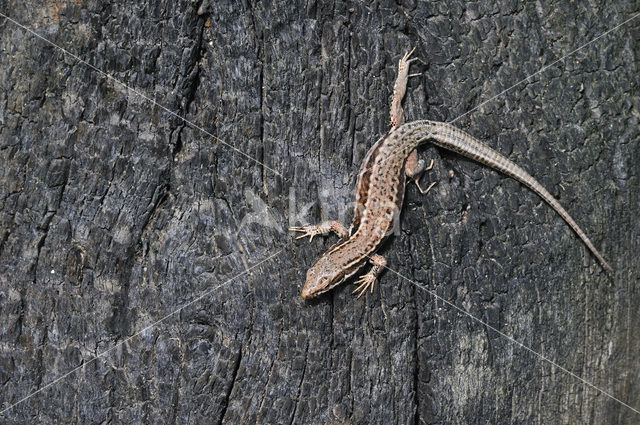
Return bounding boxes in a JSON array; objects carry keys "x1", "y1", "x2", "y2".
[{"x1": 291, "y1": 51, "x2": 611, "y2": 299}]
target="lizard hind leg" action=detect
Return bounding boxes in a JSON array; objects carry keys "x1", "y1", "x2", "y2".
[{"x1": 390, "y1": 48, "x2": 421, "y2": 128}]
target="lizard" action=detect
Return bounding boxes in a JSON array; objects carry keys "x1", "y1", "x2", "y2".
[{"x1": 290, "y1": 49, "x2": 612, "y2": 300}]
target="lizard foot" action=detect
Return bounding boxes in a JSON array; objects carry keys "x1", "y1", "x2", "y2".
[
  {"x1": 406, "y1": 156, "x2": 437, "y2": 194},
  {"x1": 289, "y1": 220, "x2": 348, "y2": 241},
  {"x1": 289, "y1": 225, "x2": 324, "y2": 241},
  {"x1": 352, "y1": 273, "x2": 378, "y2": 298},
  {"x1": 400, "y1": 47, "x2": 418, "y2": 66},
  {"x1": 416, "y1": 180, "x2": 437, "y2": 195}
]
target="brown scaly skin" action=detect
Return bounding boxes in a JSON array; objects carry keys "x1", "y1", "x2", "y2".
[{"x1": 291, "y1": 51, "x2": 612, "y2": 300}]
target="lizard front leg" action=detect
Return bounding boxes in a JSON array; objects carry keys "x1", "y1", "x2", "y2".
[
  {"x1": 352, "y1": 254, "x2": 387, "y2": 298},
  {"x1": 289, "y1": 220, "x2": 348, "y2": 241}
]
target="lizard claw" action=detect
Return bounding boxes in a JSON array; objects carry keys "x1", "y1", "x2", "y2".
[
  {"x1": 401, "y1": 47, "x2": 417, "y2": 63},
  {"x1": 415, "y1": 180, "x2": 437, "y2": 195},
  {"x1": 401, "y1": 47, "x2": 427, "y2": 67},
  {"x1": 352, "y1": 273, "x2": 377, "y2": 298}
]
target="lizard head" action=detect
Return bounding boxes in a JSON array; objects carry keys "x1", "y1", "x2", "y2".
[{"x1": 300, "y1": 255, "x2": 347, "y2": 299}]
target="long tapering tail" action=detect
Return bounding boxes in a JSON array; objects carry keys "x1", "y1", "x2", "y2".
[{"x1": 413, "y1": 120, "x2": 612, "y2": 272}]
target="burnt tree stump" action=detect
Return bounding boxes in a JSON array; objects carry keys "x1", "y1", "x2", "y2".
[{"x1": 1, "y1": 1, "x2": 639, "y2": 423}]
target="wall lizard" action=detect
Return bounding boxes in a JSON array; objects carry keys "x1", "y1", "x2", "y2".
[{"x1": 291, "y1": 49, "x2": 612, "y2": 299}]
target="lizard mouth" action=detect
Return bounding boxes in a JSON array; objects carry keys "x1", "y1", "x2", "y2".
[{"x1": 300, "y1": 285, "x2": 320, "y2": 300}]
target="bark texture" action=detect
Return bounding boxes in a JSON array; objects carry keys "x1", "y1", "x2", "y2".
[{"x1": 1, "y1": 0, "x2": 639, "y2": 423}]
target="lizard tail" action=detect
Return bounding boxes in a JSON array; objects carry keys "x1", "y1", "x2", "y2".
[{"x1": 418, "y1": 120, "x2": 613, "y2": 272}]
